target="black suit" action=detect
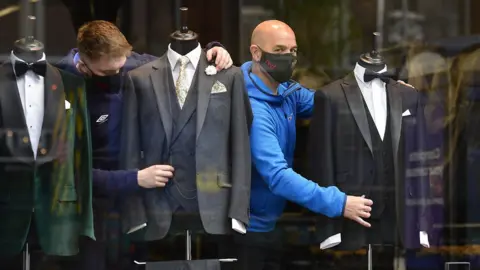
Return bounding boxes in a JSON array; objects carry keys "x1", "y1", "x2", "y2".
[
  {"x1": 120, "y1": 52, "x2": 252, "y2": 241},
  {"x1": 307, "y1": 73, "x2": 430, "y2": 250}
]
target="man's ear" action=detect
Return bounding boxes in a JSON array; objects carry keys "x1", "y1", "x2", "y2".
[{"x1": 250, "y1": 45, "x2": 261, "y2": 62}]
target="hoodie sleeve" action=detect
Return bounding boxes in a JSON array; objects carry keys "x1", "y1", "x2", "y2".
[
  {"x1": 250, "y1": 110, "x2": 346, "y2": 218},
  {"x1": 92, "y1": 168, "x2": 141, "y2": 198},
  {"x1": 295, "y1": 87, "x2": 315, "y2": 118}
]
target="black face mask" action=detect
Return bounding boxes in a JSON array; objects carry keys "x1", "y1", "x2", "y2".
[
  {"x1": 88, "y1": 73, "x2": 123, "y2": 93},
  {"x1": 258, "y1": 48, "x2": 296, "y2": 83}
]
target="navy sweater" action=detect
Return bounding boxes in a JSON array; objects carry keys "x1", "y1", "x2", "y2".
[
  {"x1": 55, "y1": 42, "x2": 223, "y2": 197},
  {"x1": 56, "y1": 49, "x2": 156, "y2": 197}
]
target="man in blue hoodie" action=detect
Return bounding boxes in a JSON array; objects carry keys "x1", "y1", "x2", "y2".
[
  {"x1": 238, "y1": 20, "x2": 374, "y2": 269},
  {"x1": 55, "y1": 20, "x2": 233, "y2": 270}
]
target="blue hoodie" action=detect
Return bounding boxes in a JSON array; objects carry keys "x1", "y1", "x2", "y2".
[{"x1": 241, "y1": 61, "x2": 347, "y2": 232}]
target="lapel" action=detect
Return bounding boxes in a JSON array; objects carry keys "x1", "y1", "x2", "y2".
[
  {"x1": 341, "y1": 73, "x2": 373, "y2": 154},
  {"x1": 0, "y1": 62, "x2": 33, "y2": 159},
  {"x1": 36, "y1": 63, "x2": 66, "y2": 163},
  {"x1": 150, "y1": 55, "x2": 174, "y2": 147},
  {"x1": 196, "y1": 52, "x2": 216, "y2": 141},
  {"x1": 387, "y1": 79, "x2": 402, "y2": 163}
]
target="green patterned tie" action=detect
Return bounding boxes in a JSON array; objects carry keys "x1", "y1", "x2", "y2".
[{"x1": 175, "y1": 56, "x2": 190, "y2": 108}]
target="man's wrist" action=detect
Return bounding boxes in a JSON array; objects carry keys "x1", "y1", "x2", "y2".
[{"x1": 135, "y1": 169, "x2": 144, "y2": 189}]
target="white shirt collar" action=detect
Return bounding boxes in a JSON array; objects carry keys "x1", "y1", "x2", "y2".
[
  {"x1": 353, "y1": 62, "x2": 387, "y2": 88},
  {"x1": 167, "y1": 43, "x2": 201, "y2": 70},
  {"x1": 10, "y1": 50, "x2": 46, "y2": 76}
]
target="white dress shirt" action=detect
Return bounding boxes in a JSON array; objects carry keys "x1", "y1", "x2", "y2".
[
  {"x1": 167, "y1": 43, "x2": 201, "y2": 89},
  {"x1": 320, "y1": 63, "x2": 429, "y2": 250},
  {"x1": 11, "y1": 51, "x2": 46, "y2": 158},
  {"x1": 354, "y1": 63, "x2": 387, "y2": 140},
  {"x1": 165, "y1": 43, "x2": 247, "y2": 235}
]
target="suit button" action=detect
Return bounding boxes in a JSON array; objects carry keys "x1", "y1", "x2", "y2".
[
  {"x1": 408, "y1": 187, "x2": 413, "y2": 197},
  {"x1": 40, "y1": 148, "x2": 47, "y2": 155},
  {"x1": 369, "y1": 170, "x2": 373, "y2": 175},
  {"x1": 22, "y1": 136, "x2": 29, "y2": 144},
  {"x1": 6, "y1": 130, "x2": 13, "y2": 137}
]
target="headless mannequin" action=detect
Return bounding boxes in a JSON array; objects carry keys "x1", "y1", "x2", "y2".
[
  {"x1": 163, "y1": 8, "x2": 246, "y2": 261},
  {"x1": 10, "y1": 16, "x2": 46, "y2": 270},
  {"x1": 321, "y1": 33, "x2": 430, "y2": 253}
]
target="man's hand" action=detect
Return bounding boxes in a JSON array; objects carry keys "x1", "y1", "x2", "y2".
[
  {"x1": 206, "y1": 47, "x2": 233, "y2": 71},
  {"x1": 137, "y1": 165, "x2": 175, "y2": 188},
  {"x1": 397, "y1": 80, "x2": 415, "y2": 89},
  {"x1": 343, "y1": 195, "x2": 373, "y2": 228}
]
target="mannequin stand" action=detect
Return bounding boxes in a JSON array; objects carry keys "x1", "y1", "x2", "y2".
[
  {"x1": 139, "y1": 229, "x2": 237, "y2": 269},
  {"x1": 22, "y1": 243, "x2": 30, "y2": 270},
  {"x1": 368, "y1": 244, "x2": 372, "y2": 270}
]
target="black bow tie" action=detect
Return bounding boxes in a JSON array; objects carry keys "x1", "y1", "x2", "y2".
[
  {"x1": 14, "y1": 60, "x2": 47, "y2": 77},
  {"x1": 363, "y1": 69, "x2": 390, "y2": 83}
]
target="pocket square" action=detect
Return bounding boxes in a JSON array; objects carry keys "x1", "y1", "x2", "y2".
[
  {"x1": 211, "y1": 81, "x2": 227, "y2": 94},
  {"x1": 402, "y1": 109, "x2": 411, "y2": 116},
  {"x1": 65, "y1": 100, "x2": 71, "y2": 110}
]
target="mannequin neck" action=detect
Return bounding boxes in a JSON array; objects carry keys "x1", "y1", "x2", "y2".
[
  {"x1": 170, "y1": 39, "x2": 199, "y2": 56},
  {"x1": 357, "y1": 60, "x2": 386, "y2": 72},
  {"x1": 13, "y1": 50, "x2": 43, "y2": 63},
  {"x1": 13, "y1": 37, "x2": 44, "y2": 63}
]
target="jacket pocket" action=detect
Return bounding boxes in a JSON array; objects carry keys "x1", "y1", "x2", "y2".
[
  {"x1": 58, "y1": 186, "x2": 78, "y2": 202},
  {"x1": 217, "y1": 173, "x2": 232, "y2": 188}
]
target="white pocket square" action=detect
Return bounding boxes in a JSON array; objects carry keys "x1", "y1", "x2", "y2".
[
  {"x1": 402, "y1": 110, "x2": 411, "y2": 116},
  {"x1": 65, "y1": 100, "x2": 71, "y2": 110},
  {"x1": 211, "y1": 81, "x2": 227, "y2": 94}
]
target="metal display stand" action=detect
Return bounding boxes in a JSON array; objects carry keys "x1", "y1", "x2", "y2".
[
  {"x1": 367, "y1": 244, "x2": 372, "y2": 270},
  {"x1": 137, "y1": 229, "x2": 237, "y2": 269},
  {"x1": 22, "y1": 243, "x2": 30, "y2": 270}
]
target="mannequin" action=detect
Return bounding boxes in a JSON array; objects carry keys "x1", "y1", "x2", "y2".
[
  {"x1": 0, "y1": 16, "x2": 94, "y2": 264},
  {"x1": 119, "y1": 7, "x2": 252, "y2": 259},
  {"x1": 307, "y1": 32, "x2": 430, "y2": 263}
]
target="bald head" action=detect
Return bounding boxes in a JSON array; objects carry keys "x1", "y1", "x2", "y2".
[{"x1": 250, "y1": 20, "x2": 297, "y2": 62}]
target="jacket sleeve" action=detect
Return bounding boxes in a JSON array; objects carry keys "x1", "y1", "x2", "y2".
[
  {"x1": 92, "y1": 168, "x2": 140, "y2": 197},
  {"x1": 118, "y1": 73, "x2": 148, "y2": 234},
  {"x1": 74, "y1": 78, "x2": 95, "y2": 240},
  {"x1": 204, "y1": 41, "x2": 225, "y2": 51},
  {"x1": 295, "y1": 87, "x2": 315, "y2": 118},
  {"x1": 307, "y1": 90, "x2": 345, "y2": 239},
  {"x1": 251, "y1": 107, "x2": 346, "y2": 218},
  {"x1": 228, "y1": 70, "x2": 252, "y2": 225}
]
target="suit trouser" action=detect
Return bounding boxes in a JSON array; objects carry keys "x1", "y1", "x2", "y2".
[{"x1": 231, "y1": 231, "x2": 284, "y2": 270}]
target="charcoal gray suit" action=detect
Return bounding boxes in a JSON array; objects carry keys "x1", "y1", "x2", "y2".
[{"x1": 120, "y1": 52, "x2": 252, "y2": 241}]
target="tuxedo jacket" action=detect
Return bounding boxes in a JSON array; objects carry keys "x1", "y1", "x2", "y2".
[
  {"x1": 307, "y1": 73, "x2": 431, "y2": 249},
  {"x1": 120, "y1": 53, "x2": 252, "y2": 240},
  {"x1": 0, "y1": 62, "x2": 94, "y2": 256}
]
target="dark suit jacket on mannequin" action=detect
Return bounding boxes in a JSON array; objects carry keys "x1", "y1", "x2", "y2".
[
  {"x1": 0, "y1": 61, "x2": 94, "y2": 256},
  {"x1": 120, "y1": 51, "x2": 252, "y2": 241},
  {"x1": 307, "y1": 73, "x2": 430, "y2": 250}
]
